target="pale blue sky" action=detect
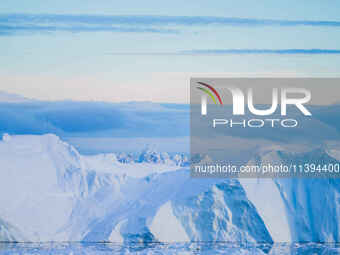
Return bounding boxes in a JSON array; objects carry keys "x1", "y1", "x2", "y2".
[{"x1": 1, "y1": 1, "x2": 340, "y2": 102}]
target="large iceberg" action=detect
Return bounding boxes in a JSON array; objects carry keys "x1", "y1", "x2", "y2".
[{"x1": 0, "y1": 133, "x2": 339, "y2": 245}]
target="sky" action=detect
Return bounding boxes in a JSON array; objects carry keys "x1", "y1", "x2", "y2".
[{"x1": 1, "y1": 1, "x2": 340, "y2": 103}]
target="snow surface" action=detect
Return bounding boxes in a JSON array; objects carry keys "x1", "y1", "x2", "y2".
[
  {"x1": 150, "y1": 201, "x2": 189, "y2": 242},
  {"x1": 239, "y1": 149, "x2": 291, "y2": 242}
]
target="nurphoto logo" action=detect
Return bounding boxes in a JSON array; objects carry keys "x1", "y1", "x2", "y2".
[{"x1": 196, "y1": 81, "x2": 312, "y2": 128}]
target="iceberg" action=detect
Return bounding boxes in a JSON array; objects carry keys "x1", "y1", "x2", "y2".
[{"x1": 0, "y1": 134, "x2": 339, "y2": 246}]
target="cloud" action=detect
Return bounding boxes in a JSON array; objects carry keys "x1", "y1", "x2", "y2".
[
  {"x1": 1, "y1": 13, "x2": 340, "y2": 36},
  {"x1": 0, "y1": 24, "x2": 178, "y2": 35},
  {"x1": 0, "y1": 101, "x2": 189, "y2": 137},
  {"x1": 180, "y1": 49, "x2": 340, "y2": 55},
  {"x1": 104, "y1": 49, "x2": 340, "y2": 55},
  {"x1": 1, "y1": 100, "x2": 340, "y2": 154}
]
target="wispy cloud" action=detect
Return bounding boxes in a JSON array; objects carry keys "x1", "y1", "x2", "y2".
[
  {"x1": 181, "y1": 49, "x2": 340, "y2": 55},
  {"x1": 1, "y1": 13, "x2": 340, "y2": 36},
  {"x1": 0, "y1": 24, "x2": 178, "y2": 35},
  {"x1": 104, "y1": 49, "x2": 340, "y2": 55}
]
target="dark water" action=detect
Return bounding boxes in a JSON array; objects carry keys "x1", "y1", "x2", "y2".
[{"x1": 0, "y1": 242, "x2": 340, "y2": 254}]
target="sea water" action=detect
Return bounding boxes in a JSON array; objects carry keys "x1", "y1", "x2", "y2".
[{"x1": 0, "y1": 242, "x2": 340, "y2": 255}]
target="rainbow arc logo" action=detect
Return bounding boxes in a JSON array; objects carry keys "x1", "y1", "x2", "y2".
[{"x1": 196, "y1": 82, "x2": 223, "y2": 105}]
